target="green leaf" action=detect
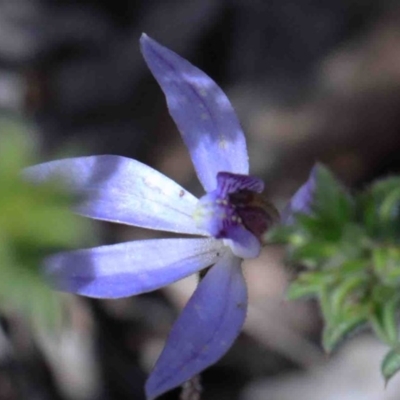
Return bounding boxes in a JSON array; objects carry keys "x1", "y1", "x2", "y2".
[
  {"x1": 286, "y1": 279, "x2": 319, "y2": 300},
  {"x1": 289, "y1": 240, "x2": 336, "y2": 268},
  {"x1": 361, "y1": 177, "x2": 400, "y2": 239},
  {"x1": 279, "y1": 165, "x2": 400, "y2": 363},
  {"x1": 372, "y1": 246, "x2": 400, "y2": 286},
  {"x1": 313, "y1": 164, "x2": 353, "y2": 226},
  {"x1": 286, "y1": 271, "x2": 336, "y2": 300},
  {"x1": 370, "y1": 291, "x2": 400, "y2": 346},
  {"x1": 296, "y1": 213, "x2": 342, "y2": 242},
  {"x1": 330, "y1": 274, "x2": 367, "y2": 317},
  {"x1": 322, "y1": 313, "x2": 367, "y2": 353},
  {"x1": 265, "y1": 224, "x2": 297, "y2": 244},
  {"x1": 336, "y1": 258, "x2": 369, "y2": 275},
  {"x1": 382, "y1": 349, "x2": 400, "y2": 384}
]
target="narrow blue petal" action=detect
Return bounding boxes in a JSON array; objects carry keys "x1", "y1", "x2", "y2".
[
  {"x1": 24, "y1": 155, "x2": 205, "y2": 235},
  {"x1": 44, "y1": 238, "x2": 223, "y2": 298},
  {"x1": 145, "y1": 252, "x2": 247, "y2": 400},
  {"x1": 140, "y1": 34, "x2": 249, "y2": 192},
  {"x1": 281, "y1": 165, "x2": 317, "y2": 225}
]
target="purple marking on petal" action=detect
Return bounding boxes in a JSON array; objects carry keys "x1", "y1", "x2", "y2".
[
  {"x1": 217, "y1": 171, "x2": 264, "y2": 197},
  {"x1": 140, "y1": 34, "x2": 249, "y2": 192},
  {"x1": 44, "y1": 238, "x2": 223, "y2": 298},
  {"x1": 24, "y1": 155, "x2": 206, "y2": 235},
  {"x1": 145, "y1": 252, "x2": 247, "y2": 400},
  {"x1": 281, "y1": 165, "x2": 317, "y2": 225}
]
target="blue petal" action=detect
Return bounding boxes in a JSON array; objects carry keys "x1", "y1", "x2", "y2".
[
  {"x1": 140, "y1": 34, "x2": 249, "y2": 192},
  {"x1": 24, "y1": 155, "x2": 205, "y2": 235},
  {"x1": 281, "y1": 165, "x2": 317, "y2": 225},
  {"x1": 145, "y1": 252, "x2": 247, "y2": 400},
  {"x1": 224, "y1": 225, "x2": 261, "y2": 259},
  {"x1": 44, "y1": 238, "x2": 223, "y2": 298}
]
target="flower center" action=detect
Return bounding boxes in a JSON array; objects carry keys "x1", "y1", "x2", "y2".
[{"x1": 193, "y1": 172, "x2": 279, "y2": 258}]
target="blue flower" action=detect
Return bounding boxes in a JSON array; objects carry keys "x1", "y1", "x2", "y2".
[{"x1": 24, "y1": 34, "x2": 311, "y2": 399}]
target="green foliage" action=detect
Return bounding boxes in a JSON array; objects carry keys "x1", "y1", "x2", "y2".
[
  {"x1": 268, "y1": 165, "x2": 400, "y2": 383},
  {"x1": 0, "y1": 117, "x2": 93, "y2": 327},
  {"x1": 382, "y1": 349, "x2": 400, "y2": 384}
]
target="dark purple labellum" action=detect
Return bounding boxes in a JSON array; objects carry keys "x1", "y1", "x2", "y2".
[
  {"x1": 194, "y1": 172, "x2": 279, "y2": 256},
  {"x1": 229, "y1": 190, "x2": 279, "y2": 239}
]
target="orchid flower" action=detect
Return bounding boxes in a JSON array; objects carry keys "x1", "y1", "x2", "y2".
[{"x1": 24, "y1": 34, "x2": 308, "y2": 400}]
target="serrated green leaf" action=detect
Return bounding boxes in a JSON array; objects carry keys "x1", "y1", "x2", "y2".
[
  {"x1": 330, "y1": 274, "x2": 367, "y2": 317},
  {"x1": 379, "y1": 187, "x2": 400, "y2": 223},
  {"x1": 361, "y1": 177, "x2": 400, "y2": 239},
  {"x1": 286, "y1": 280, "x2": 319, "y2": 300},
  {"x1": 296, "y1": 213, "x2": 342, "y2": 242},
  {"x1": 286, "y1": 271, "x2": 336, "y2": 300},
  {"x1": 337, "y1": 258, "x2": 369, "y2": 275},
  {"x1": 280, "y1": 165, "x2": 400, "y2": 360},
  {"x1": 372, "y1": 246, "x2": 400, "y2": 286},
  {"x1": 313, "y1": 165, "x2": 353, "y2": 226},
  {"x1": 322, "y1": 314, "x2": 367, "y2": 353},
  {"x1": 370, "y1": 291, "x2": 400, "y2": 346},
  {"x1": 370, "y1": 177, "x2": 400, "y2": 195},
  {"x1": 382, "y1": 349, "x2": 400, "y2": 384},
  {"x1": 290, "y1": 240, "x2": 337, "y2": 268}
]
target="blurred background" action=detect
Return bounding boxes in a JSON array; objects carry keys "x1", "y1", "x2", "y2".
[{"x1": 2, "y1": 0, "x2": 400, "y2": 399}]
